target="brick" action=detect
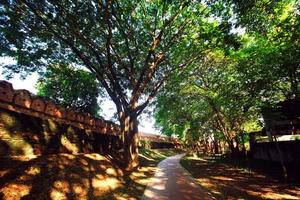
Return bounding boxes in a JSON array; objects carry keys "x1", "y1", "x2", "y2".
[
  {"x1": 76, "y1": 113, "x2": 85, "y2": 123},
  {"x1": 66, "y1": 109, "x2": 76, "y2": 121},
  {"x1": 0, "y1": 80, "x2": 14, "y2": 103},
  {"x1": 96, "y1": 119, "x2": 105, "y2": 128},
  {"x1": 14, "y1": 90, "x2": 32, "y2": 108},
  {"x1": 45, "y1": 102, "x2": 58, "y2": 116},
  {"x1": 56, "y1": 106, "x2": 67, "y2": 118},
  {"x1": 31, "y1": 97, "x2": 46, "y2": 112},
  {"x1": 84, "y1": 113, "x2": 91, "y2": 125}
]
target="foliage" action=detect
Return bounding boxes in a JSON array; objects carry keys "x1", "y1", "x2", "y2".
[
  {"x1": 0, "y1": 0, "x2": 242, "y2": 115},
  {"x1": 36, "y1": 63, "x2": 102, "y2": 116},
  {"x1": 1, "y1": 0, "x2": 299, "y2": 161},
  {"x1": 0, "y1": 0, "x2": 232, "y2": 166},
  {"x1": 229, "y1": 0, "x2": 300, "y2": 99},
  {"x1": 155, "y1": 0, "x2": 300, "y2": 153},
  {"x1": 155, "y1": 51, "x2": 261, "y2": 148}
]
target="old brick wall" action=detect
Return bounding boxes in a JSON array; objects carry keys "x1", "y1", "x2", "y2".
[
  {"x1": 0, "y1": 80, "x2": 179, "y2": 156},
  {"x1": 0, "y1": 80, "x2": 122, "y2": 157}
]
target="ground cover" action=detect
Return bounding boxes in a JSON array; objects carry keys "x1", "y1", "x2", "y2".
[
  {"x1": 180, "y1": 155, "x2": 300, "y2": 200},
  {"x1": 0, "y1": 148, "x2": 182, "y2": 200}
]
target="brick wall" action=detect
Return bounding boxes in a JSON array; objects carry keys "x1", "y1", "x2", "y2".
[
  {"x1": 0, "y1": 80, "x2": 122, "y2": 156},
  {"x1": 0, "y1": 80, "x2": 179, "y2": 156}
]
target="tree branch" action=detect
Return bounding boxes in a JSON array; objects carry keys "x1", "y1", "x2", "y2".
[{"x1": 132, "y1": 1, "x2": 189, "y2": 103}]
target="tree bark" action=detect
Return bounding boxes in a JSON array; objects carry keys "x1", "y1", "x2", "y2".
[
  {"x1": 214, "y1": 140, "x2": 219, "y2": 154},
  {"x1": 228, "y1": 139, "x2": 239, "y2": 157},
  {"x1": 120, "y1": 111, "x2": 139, "y2": 171}
]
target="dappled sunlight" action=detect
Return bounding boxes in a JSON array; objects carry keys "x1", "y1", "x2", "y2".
[
  {"x1": 93, "y1": 177, "x2": 122, "y2": 196},
  {"x1": 113, "y1": 193, "x2": 136, "y2": 200},
  {"x1": 50, "y1": 188, "x2": 68, "y2": 200},
  {"x1": 1, "y1": 183, "x2": 32, "y2": 199},
  {"x1": 262, "y1": 192, "x2": 299, "y2": 200},
  {"x1": 185, "y1": 156, "x2": 208, "y2": 162},
  {"x1": 0, "y1": 128, "x2": 34, "y2": 156},
  {"x1": 51, "y1": 180, "x2": 72, "y2": 199},
  {"x1": 211, "y1": 175, "x2": 234, "y2": 181},
  {"x1": 181, "y1": 156, "x2": 300, "y2": 200},
  {"x1": 25, "y1": 165, "x2": 41, "y2": 176},
  {"x1": 0, "y1": 153, "x2": 125, "y2": 199},
  {"x1": 0, "y1": 148, "x2": 182, "y2": 200},
  {"x1": 84, "y1": 153, "x2": 107, "y2": 161},
  {"x1": 196, "y1": 178, "x2": 215, "y2": 189},
  {"x1": 0, "y1": 112, "x2": 18, "y2": 128},
  {"x1": 143, "y1": 154, "x2": 213, "y2": 200},
  {"x1": 60, "y1": 135, "x2": 79, "y2": 154}
]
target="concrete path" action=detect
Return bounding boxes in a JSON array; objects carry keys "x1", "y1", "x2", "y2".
[{"x1": 142, "y1": 154, "x2": 213, "y2": 200}]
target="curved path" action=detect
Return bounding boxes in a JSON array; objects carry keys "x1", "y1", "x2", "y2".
[{"x1": 142, "y1": 154, "x2": 213, "y2": 200}]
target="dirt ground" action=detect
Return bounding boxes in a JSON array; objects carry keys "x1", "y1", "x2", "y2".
[
  {"x1": 0, "y1": 153, "x2": 124, "y2": 200},
  {"x1": 0, "y1": 149, "x2": 181, "y2": 200},
  {"x1": 180, "y1": 156, "x2": 300, "y2": 200}
]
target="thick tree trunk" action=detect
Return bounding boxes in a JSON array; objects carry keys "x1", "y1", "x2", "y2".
[{"x1": 121, "y1": 113, "x2": 139, "y2": 171}]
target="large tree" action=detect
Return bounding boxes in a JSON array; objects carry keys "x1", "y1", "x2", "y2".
[{"x1": 0, "y1": 0, "x2": 212, "y2": 169}]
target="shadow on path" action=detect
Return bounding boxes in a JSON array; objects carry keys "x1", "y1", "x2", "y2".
[{"x1": 142, "y1": 154, "x2": 213, "y2": 200}]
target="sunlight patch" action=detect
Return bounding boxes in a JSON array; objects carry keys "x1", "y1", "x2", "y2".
[{"x1": 1, "y1": 183, "x2": 32, "y2": 199}]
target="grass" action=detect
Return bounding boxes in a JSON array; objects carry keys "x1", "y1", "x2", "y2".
[
  {"x1": 180, "y1": 155, "x2": 300, "y2": 200},
  {"x1": 0, "y1": 148, "x2": 182, "y2": 200}
]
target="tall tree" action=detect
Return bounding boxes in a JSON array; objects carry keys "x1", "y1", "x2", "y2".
[{"x1": 0, "y1": 0, "x2": 211, "y2": 169}]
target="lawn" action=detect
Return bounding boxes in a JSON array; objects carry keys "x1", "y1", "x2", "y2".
[
  {"x1": 0, "y1": 148, "x2": 182, "y2": 200},
  {"x1": 180, "y1": 155, "x2": 300, "y2": 200}
]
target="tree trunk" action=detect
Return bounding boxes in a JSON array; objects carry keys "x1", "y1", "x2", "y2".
[
  {"x1": 214, "y1": 140, "x2": 219, "y2": 154},
  {"x1": 240, "y1": 133, "x2": 247, "y2": 158},
  {"x1": 228, "y1": 139, "x2": 239, "y2": 157},
  {"x1": 121, "y1": 112, "x2": 139, "y2": 171}
]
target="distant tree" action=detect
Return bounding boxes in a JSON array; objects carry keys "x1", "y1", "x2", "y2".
[{"x1": 36, "y1": 63, "x2": 102, "y2": 117}]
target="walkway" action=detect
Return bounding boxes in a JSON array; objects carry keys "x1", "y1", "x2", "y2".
[{"x1": 142, "y1": 154, "x2": 213, "y2": 200}]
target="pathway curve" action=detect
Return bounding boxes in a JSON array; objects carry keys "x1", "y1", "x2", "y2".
[{"x1": 142, "y1": 154, "x2": 213, "y2": 200}]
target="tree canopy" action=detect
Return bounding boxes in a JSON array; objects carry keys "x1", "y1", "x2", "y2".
[
  {"x1": 0, "y1": 0, "x2": 231, "y2": 168},
  {"x1": 36, "y1": 63, "x2": 102, "y2": 117},
  {"x1": 155, "y1": 0, "x2": 300, "y2": 154},
  {"x1": 1, "y1": 0, "x2": 299, "y2": 164}
]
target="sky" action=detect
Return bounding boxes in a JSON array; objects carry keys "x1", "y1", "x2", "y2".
[{"x1": 0, "y1": 57, "x2": 160, "y2": 134}]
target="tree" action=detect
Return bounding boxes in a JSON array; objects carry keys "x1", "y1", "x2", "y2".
[
  {"x1": 0, "y1": 0, "x2": 212, "y2": 169},
  {"x1": 226, "y1": 0, "x2": 300, "y2": 100},
  {"x1": 155, "y1": 51, "x2": 261, "y2": 155},
  {"x1": 36, "y1": 63, "x2": 102, "y2": 116}
]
